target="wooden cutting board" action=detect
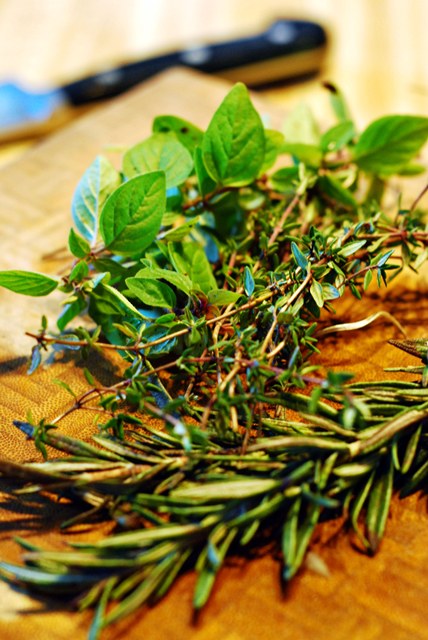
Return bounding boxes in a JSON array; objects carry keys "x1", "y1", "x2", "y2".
[{"x1": 0, "y1": 68, "x2": 428, "y2": 640}]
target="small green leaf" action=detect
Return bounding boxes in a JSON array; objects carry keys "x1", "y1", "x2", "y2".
[
  {"x1": 323, "y1": 81, "x2": 353, "y2": 124},
  {"x1": 68, "y1": 228, "x2": 91, "y2": 258},
  {"x1": 123, "y1": 133, "x2": 193, "y2": 188},
  {"x1": 202, "y1": 83, "x2": 265, "y2": 187},
  {"x1": 317, "y1": 174, "x2": 358, "y2": 209},
  {"x1": 72, "y1": 155, "x2": 120, "y2": 245},
  {"x1": 259, "y1": 129, "x2": 285, "y2": 174},
  {"x1": 136, "y1": 266, "x2": 192, "y2": 296},
  {"x1": 310, "y1": 280, "x2": 324, "y2": 307},
  {"x1": 363, "y1": 269, "x2": 373, "y2": 290},
  {"x1": 152, "y1": 115, "x2": 203, "y2": 153},
  {"x1": 69, "y1": 260, "x2": 89, "y2": 283},
  {"x1": 0, "y1": 270, "x2": 58, "y2": 296},
  {"x1": 291, "y1": 242, "x2": 309, "y2": 271},
  {"x1": 321, "y1": 120, "x2": 356, "y2": 153},
  {"x1": 354, "y1": 115, "x2": 428, "y2": 175},
  {"x1": 270, "y1": 166, "x2": 299, "y2": 192},
  {"x1": 283, "y1": 103, "x2": 320, "y2": 146},
  {"x1": 162, "y1": 217, "x2": 199, "y2": 241},
  {"x1": 168, "y1": 242, "x2": 217, "y2": 294},
  {"x1": 126, "y1": 277, "x2": 177, "y2": 309},
  {"x1": 57, "y1": 297, "x2": 86, "y2": 331},
  {"x1": 243, "y1": 265, "x2": 255, "y2": 296},
  {"x1": 194, "y1": 146, "x2": 217, "y2": 197},
  {"x1": 282, "y1": 143, "x2": 322, "y2": 167},
  {"x1": 207, "y1": 289, "x2": 241, "y2": 306},
  {"x1": 99, "y1": 172, "x2": 166, "y2": 255},
  {"x1": 338, "y1": 239, "x2": 366, "y2": 257}
]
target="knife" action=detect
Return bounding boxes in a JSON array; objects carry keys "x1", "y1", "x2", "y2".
[{"x1": 0, "y1": 19, "x2": 326, "y2": 142}]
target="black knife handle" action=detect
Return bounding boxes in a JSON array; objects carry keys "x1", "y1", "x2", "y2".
[{"x1": 62, "y1": 19, "x2": 327, "y2": 106}]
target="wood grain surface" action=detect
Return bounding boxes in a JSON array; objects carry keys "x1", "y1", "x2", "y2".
[{"x1": 0, "y1": 67, "x2": 427, "y2": 640}]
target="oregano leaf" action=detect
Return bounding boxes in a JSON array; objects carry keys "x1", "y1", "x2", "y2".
[
  {"x1": 123, "y1": 133, "x2": 193, "y2": 188},
  {"x1": 99, "y1": 172, "x2": 166, "y2": 255},
  {"x1": 126, "y1": 277, "x2": 177, "y2": 310},
  {"x1": 0, "y1": 270, "x2": 58, "y2": 296},
  {"x1": 201, "y1": 83, "x2": 265, "y2": 187},
  {"x1": 72, "y1": 155, "x2": 120, "y2": 245},
  {"x1": 354, "y1": 115, "x2": 428, "y2": 175}
]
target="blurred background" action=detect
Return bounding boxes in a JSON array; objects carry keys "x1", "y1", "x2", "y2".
[{"x1": 0, "y1": 0, "x2": 427, "y2": 163}]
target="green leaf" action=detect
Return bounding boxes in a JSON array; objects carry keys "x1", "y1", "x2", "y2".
[
  {"x1": 68, "y1": 228, "x2": 91, "y2": 258},
  {"x1": 366, "y1": 457, "x2": 394, "y2": 553},
  {"x1": 123, "y1": 133, "x2": 193, "y2": 188},
  {"x1": 162, "y1": 217, "x2": 199, "y2": 241},
  {"x1": 363, "y1": 269, "x2": 373, "y2": 290},
  {"x1": 99, "y1": 172, "x2": 166, "y2": 255},
  {"x1": 194, "y1": 146, "x2": 217, "y2": 197},
  {"x1": 282, "y1": 143, "x2": 322, "y2": 167},
  {"x1": 0, "y1": 270, "x2": 58, "y2": 296},
  {"x1": 172, "y1": 478, "x2": 281, "y2": 502},
  {"x1": 323, "y1": 82, "x2": 353, "y2": 124},
  {"x1": 317, "y1": 174, "x2": 358, "y2": 209},
  {"x1": 57, "y1": 296, "x2": 86, "y2": 331},
  {"x1": 283, "y1": 103, "x2": 320, "y2": 146},
  {"x1": 321, "y1": 120, "x2": 356, "y2": 153},
  {"x1": 152, "y1": 115, "x2": 203, "y2": 153},
  {"x1": 207, "y1": 289, "x2": 241, "y2": 306},
  {"x1": 338, "y1": 239, "x2": 366, "y2": 257},
  {"x1": 310, "y1": 280, "x2": 324, "y2": 307},
  {"x1": 168, "y1": 242, "x2": 217, "y2": 294},
  {"x1": 270, "y1": 166, "x2": 299, "y2": 192},
  {"x1": 291, "y1": 241, "x2": 309, "y2": 271},
  {"x1": 71, "y1": 155, "x2": 120, "y2": 245},
  {"x1": 243, "y1": 265, "x2": 255, "y2": 296},
  {"x1": 259, "y1": 129, "x2": 285, "y2": 174},
  {"x1": 136, "y1": 266, "x2": 193, "y2": 296},
  {"x1": 354, "y1": 115, "x2": 428, "y2": 175},
  {"x1": 126, "y1": 277, "x2": 177, "y2": 309},
  {"x1": 201, "y1": 83, "x2": 265, "y2": 187}
]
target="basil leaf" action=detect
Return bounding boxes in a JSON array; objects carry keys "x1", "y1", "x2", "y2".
[
  {"x1": 0, "y1": 270, "x2": 58, "y2": 296},
  {"x1": 71, "y1": 155, "x2": 120, "y2": 245},
  {"x1": 126, "y1": 277, "x2": 177, "y2": 309},
  {"x1": 202, "y1": 83, "x2": 265, "y2": 187},
  {"x1": 354, "y1": 115, "x2": 428, "y2": 175},
  {"x1": 123, "y1": 133, "x2": 193, "y2": 188},
  {"x1": 100, "y1": 172, "x2": 166, "y2": 256},
  {"x1": 152, "y1": 115, "x2": 203, "y2": 153}
]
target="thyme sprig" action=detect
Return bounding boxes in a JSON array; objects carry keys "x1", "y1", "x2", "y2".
[{"x1": 0, "y1": 82, "x2": 428, "y2": 637}]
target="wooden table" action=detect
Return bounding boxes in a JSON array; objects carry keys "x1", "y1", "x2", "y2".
[{"x1": 0, "y1": 2, "x2": 427, "y2": 639}]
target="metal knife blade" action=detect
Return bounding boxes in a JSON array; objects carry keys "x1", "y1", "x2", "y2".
[{"x1": 0, "y1": 19, "x2": 327, "y2": 142}]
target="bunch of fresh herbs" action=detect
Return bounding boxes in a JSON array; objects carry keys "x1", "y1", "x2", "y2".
[{"x1": 0, "y1": 82, "x2": 428, "y2": 638}]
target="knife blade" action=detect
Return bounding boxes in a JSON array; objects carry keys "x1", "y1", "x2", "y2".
[{"x1": 0, "y1": 19, "x2": 327, "y2": 142}]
